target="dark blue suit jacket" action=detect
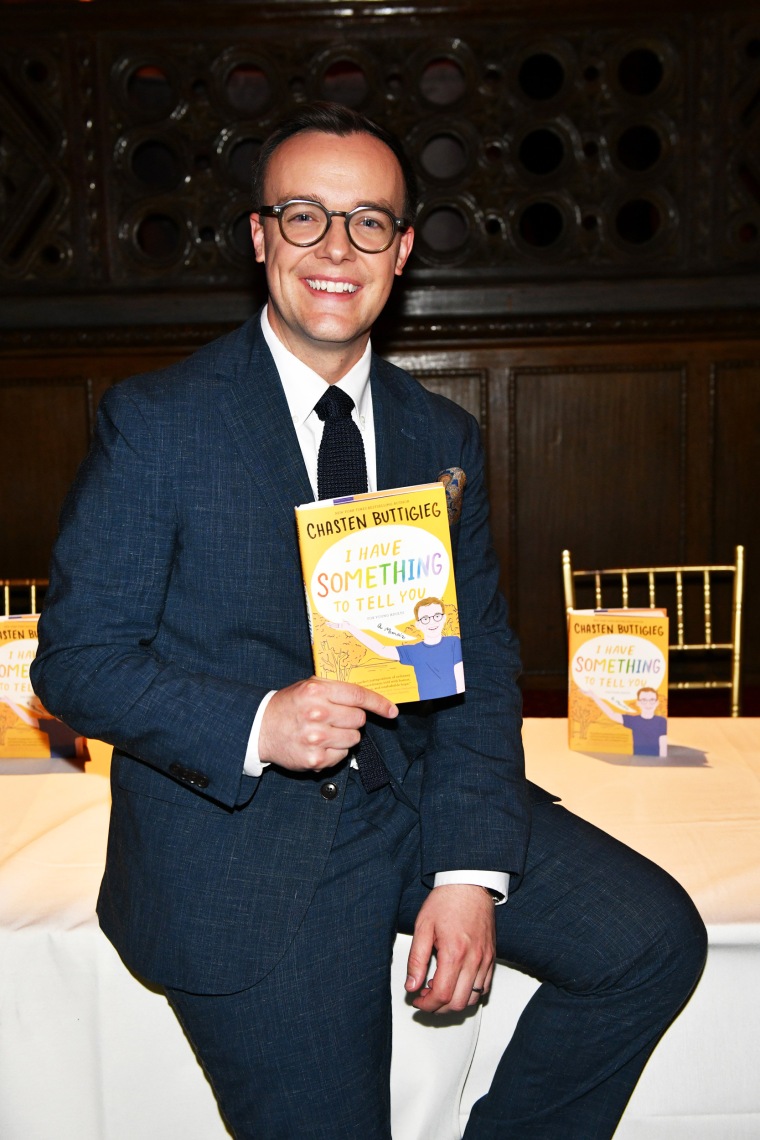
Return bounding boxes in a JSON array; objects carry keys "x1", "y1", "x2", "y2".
[{"x1": 32, "y1": 317, "x2": 530, "y2": 993}]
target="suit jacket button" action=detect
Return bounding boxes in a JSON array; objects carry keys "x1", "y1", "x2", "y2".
[
  {"x1": 169, "y1": 763, "x2": 183, "y2": 777},
  {"x1": 320, "y1": 780, "x2": 339, "y2": 801},
  {"x1": 194, "y1": 774, "x2": 209, "y2": 789}
]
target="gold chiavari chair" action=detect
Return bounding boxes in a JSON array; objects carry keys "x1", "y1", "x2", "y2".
[
  {"x1": 561, "y1": 546, "x2": 745, "y2": 716},
  {"x1": 1, "y1": 579, "x2": 49, "y2": 617}
]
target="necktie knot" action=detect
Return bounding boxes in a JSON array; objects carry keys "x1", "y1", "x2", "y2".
[{"x1": 315, "y1": 386, "x2": 355, "y2": 422}]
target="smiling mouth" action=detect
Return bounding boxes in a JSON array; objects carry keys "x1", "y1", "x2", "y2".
[{"x1": 306, "y1": 278, "x2": 359, "y2": 294}]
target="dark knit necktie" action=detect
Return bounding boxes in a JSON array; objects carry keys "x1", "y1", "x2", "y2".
[
  {"x1": 314, "y1": 385, "x2": 389, "y2": 792},
  {"x1": 315, "y1": 385, "x2": 368, "y2": 501}
]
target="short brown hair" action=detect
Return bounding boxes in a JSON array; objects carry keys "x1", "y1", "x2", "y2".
[{"x1": 252, "y1": 101, "x2": 418, "y2": 220}]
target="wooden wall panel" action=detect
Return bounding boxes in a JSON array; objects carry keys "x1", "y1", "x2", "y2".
[
  {"x1": 511, "y1": 363, "x2": 686, "y2": 675},
  {"x1": 0, "y1": 375, "x2": 93, "y2": 576},
  {"x1": 712, "y1": 358, "x2": 760, "y2": 685}
]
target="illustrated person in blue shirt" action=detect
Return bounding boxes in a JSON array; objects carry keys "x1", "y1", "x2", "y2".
[
  {"x1": 331, "y1": 596, "x2": 464, "y2": 699},
  {"x1": 585, "y1": 686, "x2": 668, "y2": 756}
]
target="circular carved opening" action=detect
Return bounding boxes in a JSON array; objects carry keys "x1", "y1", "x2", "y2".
[
  {"x1": 194, "y1": 152, "x2": 211, "y2": 171},
  {"x1": 746, "y1": 38, "x2": 760, "y2": 60},
  {"x1": 127, "y1": 65, "x2": 175, "y2": 116},
  {"x1": 421, "y1": 206, "x2": 469, "y2": 252},
  {"x1": 231, "y1": 211, "x2": 255, "y2": 257},
  {"x1": 518, "y1": 53, "x2": 565, "y2": 101},
  {"x1": 131, "y1": 140, "x2": 182, "y2": 191},
  {"x1": 738, "y1": 220, "x2": 758, "y2": 244},
  {"x1": 228, "y1": 138, "x2": 261, "y2": 187},
  {"x1": 136, "y1": 213, "x2": 182, "y2": 259},
  {"x1": 582, "y1": 213, "x2": 598, "y2": 231},
  {"x1": 518, "y1": 128, "x2": 565, "y2": 175},
  {"x1": 420, "y1": 133, "x2": 468, "y2": 180},
  {"x1": 584, "y1": 64, "x2": 600, "y2": 83},
  {"x1": 618, "y1": 49, "x2": 663, "y2": 96},
  {"x1": 419, "y1": 58, "x2": 467, "y2": 106},
  {"x1": 25, "y1": 60, "x2": 49, "y2": 84},
  {"x1": 485, "y1": 215, "x2": 503, "y2": 236},
  {"x1": 192, "y1": 79, "x2": 207, "y2": 98},
  {"x1": 485, "y1": 141, "x2": 503, "y2": 163},
  {"x1": 40, "y1": 243, "x2": 63, "y2": 265},
  {"x1": 198, "y1": 226, "x2": 216, "y2": 243},
  {"x1": 616, "y1": 124, "x2": 662, "y2": 171},
  {"x1": 485, "y1": 65, "x2": 502, "y2": 85},
  {"x1": 321, "y1": 60, "x2": 368, "y2": 107},
  {"x1": 226, "y1": 64, "x2": 270, "y2": 114},
  {"x1": 615, "y1": 198, "x2": 661, "y2": 244},
  {"x1": 518, "y1": 200, "x2": 564, "y2": 247},
  {"x1": 386, "y1": 70, "x2": 404, "y2": 97}
]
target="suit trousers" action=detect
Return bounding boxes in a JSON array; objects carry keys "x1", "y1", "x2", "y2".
[{"x1": 165, "y1": 770, "x2": 706, "y2": 1140}]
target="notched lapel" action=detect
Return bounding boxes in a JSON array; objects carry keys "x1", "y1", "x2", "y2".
[
  {"x1": 220, "y1": 330, "x2": 314, "y2": 534},
  {"x1": 371, "y1": 360, "x2": 429, "y2": 492}
]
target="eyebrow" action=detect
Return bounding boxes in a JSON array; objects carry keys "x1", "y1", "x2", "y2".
[{"x1": 279, "y1": 193, "x2": 401, "y2": 214}]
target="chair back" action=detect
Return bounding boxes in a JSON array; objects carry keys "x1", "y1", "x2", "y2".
[
  {"x1": 1, "y1": 579, "x2": 48, "y2": 616},
  {"x1": 562, "y1": 547, "x2": 745, "y2": 716}
]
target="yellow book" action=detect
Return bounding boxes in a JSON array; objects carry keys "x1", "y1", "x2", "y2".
[
  {"x1": 0, "y1": 615, "x2": 87, "y2": 761},
  {"x1": 295, "y1": 483, "x2": 464, "y2": 703},
  {"x1": 567, "y1": 609, "x2": 669, "y2": 756}
]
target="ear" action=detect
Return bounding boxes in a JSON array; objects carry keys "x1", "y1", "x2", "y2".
[
  {"x1": 250, "y1": 213, "x2": 266, "y2": 264},
  {"x1": 394, "y1": 226, "x2": 414, "y2": 276}
]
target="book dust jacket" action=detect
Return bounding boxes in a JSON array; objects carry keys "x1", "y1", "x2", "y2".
[
  {"x1": 568, "y1": 609, "x2": 669, "y2": 756},
  {"x1": 296, "y1": 483, "x2": 464, "y2": 704},
  {"x1": 0, "y1": 615, "x2": 87, "y2": 761}
]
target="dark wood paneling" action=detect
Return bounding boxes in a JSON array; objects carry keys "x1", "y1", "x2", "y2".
[
  {"x1": 1, "y1": 332, "x2": 759, "y2": 684},
  {"x1": 713, "y1": 358, "x2": 760, "y2": 684},
  {"x1": 0, "y1": 375, "x2": 92, "y2": 576},
  {"x1": 512, "y1": 362, "x2": 686, "y2": 675}
]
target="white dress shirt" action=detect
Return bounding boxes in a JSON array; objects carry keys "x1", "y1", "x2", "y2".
[{"x1": 243, "y1": 307, "x2": 508, "y2": 901}]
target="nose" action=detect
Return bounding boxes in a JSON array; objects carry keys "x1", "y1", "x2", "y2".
[{"x1": 318, "y1": 215, "x2": 355, "y2": 262}]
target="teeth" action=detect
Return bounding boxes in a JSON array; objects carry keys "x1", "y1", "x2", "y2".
[{"x1": 306, "y1": 279, "x2": 358, "y2": 293}]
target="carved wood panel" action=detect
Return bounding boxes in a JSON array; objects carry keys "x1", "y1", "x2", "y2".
[{"x1": 2, "y1": 1, "x2": 759, "y2": 304}]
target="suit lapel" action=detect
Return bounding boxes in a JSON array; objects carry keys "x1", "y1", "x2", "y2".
[
  {"x1": 371, "y1": 356, "x2": 429, "y2": 491},
  {"x1": 219, "y1": 322, "x2": 314, "y2": 530}
]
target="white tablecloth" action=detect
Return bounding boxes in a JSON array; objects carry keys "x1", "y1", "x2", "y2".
[{"x1": 1, "y1": 719, "x2": 759, "y2": 1139}]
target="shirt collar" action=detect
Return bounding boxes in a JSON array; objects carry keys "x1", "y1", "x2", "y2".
[{"x1": 261, "y1": 305, "x2": 372, "y2": 429}]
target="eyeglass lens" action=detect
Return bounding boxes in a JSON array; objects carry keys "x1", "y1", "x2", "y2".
[
  {"x1": 278, "y1": 202, "x2": 397, "y2": 251},
  {"x1": 418, "y1": 613, "x2": 444, "y2": 624}
]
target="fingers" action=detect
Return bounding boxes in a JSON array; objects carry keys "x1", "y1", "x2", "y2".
[
  {"x1": 407, "y1": 885, "x2": 496, "y2": 1014},
  {"x1": 259, "y1": 677, "x2": 397, "y2": 772}
]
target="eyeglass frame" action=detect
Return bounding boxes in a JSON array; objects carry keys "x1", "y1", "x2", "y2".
[
  {"x1": 417, "y1": 612, "x2": 444, "y2": 625},
  {"x1": 256, "y1": 199, "x2": 412, "y2": 253}
]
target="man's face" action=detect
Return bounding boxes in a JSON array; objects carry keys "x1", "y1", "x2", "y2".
[
  {"x1": 415, "y1": 603, "x2": 445, "y2": 643},
  {"x1": 250, "y1": 130, "x2": 414, "y2": 378},
  {"x1": 636, "y1": 692, "x2": 659, "y2": 719}
]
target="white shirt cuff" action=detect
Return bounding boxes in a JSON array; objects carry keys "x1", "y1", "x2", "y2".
[
  {"x1": 243, "y1": 690, "x2": 276, "y2": 777},
  {"x1": 433, "y1": 870, "x2": 509, "y2": 903}
]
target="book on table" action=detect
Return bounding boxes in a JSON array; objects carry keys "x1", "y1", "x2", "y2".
[
  {"x1": 295, "y1": 482, "x2": 464, "y2": 704},
  {"x1": 567, "y1": 608, "x2": 669, "y2": 756},
  {"x1": 0, "y1": 614, "x2": 88, "y2": 761}
]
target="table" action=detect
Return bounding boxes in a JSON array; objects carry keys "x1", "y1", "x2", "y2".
[{"x1": 1, "y1": 719, "x2": 759, "y2": 1139}]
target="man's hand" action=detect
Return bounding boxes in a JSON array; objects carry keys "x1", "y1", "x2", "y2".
[
  {"x1": 258, "y1": 677, "x2": 398, "y2": 772},
  {"x1": 405, "y1": 884, "x2": 496, "y2": 1013}
]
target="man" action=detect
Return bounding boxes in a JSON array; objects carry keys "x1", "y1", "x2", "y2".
[{"x1": 32, "y1": 103, "x2": 706, "y2": 1139}]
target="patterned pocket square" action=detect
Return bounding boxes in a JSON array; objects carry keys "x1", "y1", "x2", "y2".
[{"x1": 437, "y1": 467, "x2": 466, "y2": 525}]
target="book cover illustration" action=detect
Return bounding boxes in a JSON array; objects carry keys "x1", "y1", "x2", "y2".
[
  {"x1": 568, "y1": 609, "x2": 669, "y2": 756},
  {"x1": 0, "y1": 615, "x2": 88, "y2": 761},
  {"x1": 295, "y1": 482, "x2": 464, "y2": 703}
]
